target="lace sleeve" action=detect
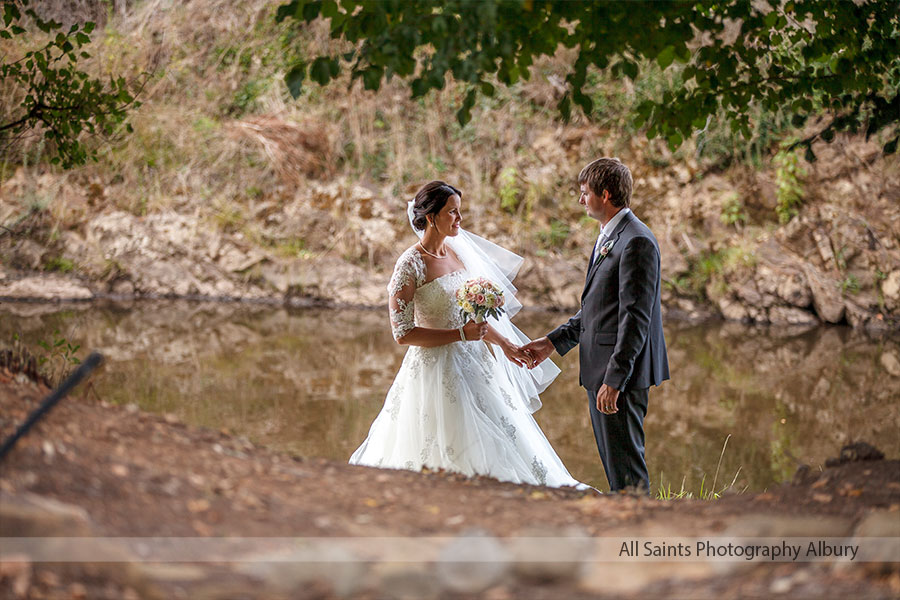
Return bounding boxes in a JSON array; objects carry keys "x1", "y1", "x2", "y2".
[{"x1": 388, "y1": 248, "x2": 425, "y2": 341}]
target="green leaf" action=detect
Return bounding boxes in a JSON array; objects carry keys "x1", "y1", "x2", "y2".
[
  {"x1": 667, "y1": 132, "x2": 683, "y2": 150},
  {"x1": 310, "y1": 56, "x2": 333, "y2": 84},
  {"x1": 285, "y1": 63, "x2": 306, "y2": 98},
  {"x1": 884, "y1": 137, "x2": 898, "y2": 155},
  {"x1": 657, "y1": 46, "x2": 676, "y2": 69},
  {"x1": 321, "y1": 0, "x2": 339, "y2": 18},
  {"x1": 804, "y1": 145, "x2": 817, "y2": 163},
  {"x1": 83, "y1": 21, "x2": 95, "y2": 34},
  {"x1": 361, "y1": 66, "x2": 382, "y2": 90},
  {"x1": 302, "y1": 1, "x2": 320, "y2": 22},
  {"x1": 276, "y1": 1, "x2": 298, "y2": 22},
  {"x1": 557, "y1": 94, "x2": 571, "y2": 122},
  {"x1": 4, "y1": 3, "x2": 21, "y2": 27}
]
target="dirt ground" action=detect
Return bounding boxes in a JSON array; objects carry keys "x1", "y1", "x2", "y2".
[{"x1": 1, "y1": 365, "x2": 898, "y2": 599}]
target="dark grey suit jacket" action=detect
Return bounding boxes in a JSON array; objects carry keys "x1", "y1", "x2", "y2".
[{"x1": 548, "y1": 210, "x2": 669, "y2": 392}]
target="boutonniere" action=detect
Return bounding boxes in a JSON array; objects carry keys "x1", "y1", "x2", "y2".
[{"x1": 598, "y1": 239, "x2": 615, "y2": 259}]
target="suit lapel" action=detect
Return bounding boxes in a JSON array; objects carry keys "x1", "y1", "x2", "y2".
[
  {"x1": 585, "y1": 240, "x2": 597, "y2": 284},
  {"x1": 582, "y1": 211, "x2": 634, "y2": 297}
]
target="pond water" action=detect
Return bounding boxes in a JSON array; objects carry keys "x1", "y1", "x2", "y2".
[{"x1": 2, "y1": 301, "x2": 898, "y2": 494}]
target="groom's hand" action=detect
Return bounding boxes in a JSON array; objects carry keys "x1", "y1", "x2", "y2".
[
  {"x1": 596, "y1": 384, "x2": 620, "y2": 414},
  {"x1": 521, "y1": 337, "x2": 554, "y2": 369}
]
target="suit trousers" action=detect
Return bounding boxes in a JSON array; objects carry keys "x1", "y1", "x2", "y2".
[{"x1": 587, "y1": 387, "x2": 650, "y2": 493}]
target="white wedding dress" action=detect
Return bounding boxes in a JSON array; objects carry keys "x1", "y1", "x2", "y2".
[{"x1": 349, "y1": 246, "x2": 584, "y2": 489}]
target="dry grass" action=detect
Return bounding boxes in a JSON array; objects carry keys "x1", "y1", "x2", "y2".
[{"x1": 5, "y1": 0, "x2": 893, "y2": 278}]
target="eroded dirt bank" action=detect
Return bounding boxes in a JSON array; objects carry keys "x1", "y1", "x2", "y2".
[{"x1": 1, "y1": 365, "x2": 898, "y2": 599}]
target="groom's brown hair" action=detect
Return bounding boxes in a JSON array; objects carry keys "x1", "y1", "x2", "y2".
[{"x1": 579, "y1": 158, "x2": 632, "y2": 208}]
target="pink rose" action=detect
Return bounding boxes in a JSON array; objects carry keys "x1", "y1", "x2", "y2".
[{"x1": 475, "y1": 293, "x2": 486, "y2": 305}]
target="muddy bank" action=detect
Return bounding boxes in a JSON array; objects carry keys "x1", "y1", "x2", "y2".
[{"x1": 1, "y1": 364, "x2": 898, "y2": 599}]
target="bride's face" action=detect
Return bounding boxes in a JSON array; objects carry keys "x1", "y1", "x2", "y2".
[{"x1": 430, "y1": 194, "x2": 462, "y2": 237}]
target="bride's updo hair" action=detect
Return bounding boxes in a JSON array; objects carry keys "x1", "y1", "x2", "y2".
[{"x1": 411, "y1": 181, "x2": 462, "y2": 231}]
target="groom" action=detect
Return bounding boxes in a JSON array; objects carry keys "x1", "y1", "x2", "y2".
[{"x1": 523, "y1": 158, "x2": 669, "y2": 493}]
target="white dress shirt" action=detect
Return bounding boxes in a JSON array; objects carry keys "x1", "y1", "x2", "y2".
[{"x1": 593, "y1": 207, "x2": 631, "y2": 257}]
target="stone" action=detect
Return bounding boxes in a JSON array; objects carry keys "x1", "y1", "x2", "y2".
[
  {"x1": 235, "y1": 545, "x2": 367, "y2": 597},
  {"x1": 724, "y1": 515, "x2": 854, "y2": 537},
  {"x1": 579, "y1": 559, "x2": 719, "y2": 595},
  {"x1": 880, "y1": 352, "x2": 900, "y2": 377},
  {"x1": 0, "y1": 492, "x2": 93, "y2": 536},
  {"x1": 436, "y1": 530, "x2": 510, "y2": 594},
  {"x1": 853, "y1": 512, "x2": 900, "y2": 565},
  {"x1": 881, "y1": 270, "x2": 900, "y2": 302},
  {"x1": 775, "y1": 270, "x2": 812, "y2": 308},
  {"x1": 732, "y1": 280, "x2": 762, "y2": 305},
  {"x1": 507, "y1": 527, "x2": 593, "y2": 583},
  {"x1": 811, "y1": 228, "x2": 836, "y2": 268},
  {"x1": 843, "y1": 299, "x2": 872, "y2": 329},
  {"x1": 716, "y1": 296, "x2": 749, "y2": 321},
  {"x1": 0, "y1": 275, "x2": 94, "y2": 301},
  {"x1": 854, "y1": 511, "x2": 900, "y2": 538},
  {"x1": 10, "y1": 239, "x2": 47, "y2": 270},
  {"x1": 109, "y1": 279, "x2": 135, "y2": 296},
  {"x1": 767, "y1": 306, "x2": 819, "y2": 326},
  {"x1": 377, "y1": 569, "x2": 441, "y2": 600},
  {"x1": 804, "y1": 264, "x2": 845, "y2": 323},
  {"x1": 217, "y1": 244, "x2": 266, "y2": 273}
]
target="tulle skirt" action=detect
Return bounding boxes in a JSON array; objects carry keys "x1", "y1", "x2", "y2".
[{"x1": 349, "y1": 340, "x2": 583, "y2": 489}]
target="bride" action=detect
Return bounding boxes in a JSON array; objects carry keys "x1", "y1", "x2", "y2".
[{"x1": 350, "y1": 181, "x2": 584, "y2": 489}]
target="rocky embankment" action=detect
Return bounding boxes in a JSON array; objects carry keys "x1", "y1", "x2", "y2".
[{"x1": 2, "y1": 136, "x2": 898, "y2": 332}]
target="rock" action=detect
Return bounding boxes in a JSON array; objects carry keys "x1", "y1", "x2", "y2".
[
  {"x1": 715, "y1": 296, "x2": 749, "y2": 321},
  {"x1": 881, "y1": 270, "x2": 900, "y2": 306},
  {"x1": 724, "y1": 514, "x2": 854, "y2": 537},
  {"x1": 811, "y1": 228, "x2": 836, "y2": 268},
  {"x1": 804, "y1": 264, "x2": 845, "y2": 323},
  {"x1": 732, "y1": 280, "x2": 762, "y2": 305},
  {"x1": 579, "y1": 558, "x2": 719, "y2": 595},
  {"x1": 217, "y1": 244, "x2": 266, "y2": 273},
  {"x1": 767, "y1": 306, "x2": 819, "y2": 326},
  {"x1": 0, "y1": 275, "x2": 93, "y2": 301},
  {"x1": 235, "y1": 545, "x2": 367, "y2": 597},
  {"x1": 109, "y1": 278, "x2": 135, "y2": 296},
  {"x1": 508, "y1": 527, "x2": 593, "y2": 583},
  {"x1": 436, "y1": 530, "x2": 510, "y2": 594},
  {"x1": 0, "y1": 492, "x2": 93, "y2": 536},
  {"x1": 880, "y1": 352, "x2": 900, "y2": 377},
  {"x1": 0, "y1": 554, "x2": 32, "y2": 599},
  {"x1": 9, "y1": 239, "x2": 47, "y2": 270},
  {"x1": 776, "y1": 271, "x2": 812, "y2": 308},
  {"x1": 852, "y1": 512, "x2": 900, "y2": 567},
  {"x1": 376, "y1": 567, "x2": 441, "y2": 600},
  {"x1": 844, "y1": 298, "x2": 877, "y2": 329},
  {"x1": 824, "y1": 442, "x2": 884, "y2": 467},
  {"x1": 854, "y1": 511, "x2": 900, "y2": 538}
]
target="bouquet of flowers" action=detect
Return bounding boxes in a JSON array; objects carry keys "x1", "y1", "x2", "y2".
[{"x1": 456, "y1": 277, "x2": 505, "y2": 323}]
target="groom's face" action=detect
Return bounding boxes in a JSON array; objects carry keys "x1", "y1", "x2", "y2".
[{"x1": 579, "y1": 183, "x2": 607, "y2": 221}]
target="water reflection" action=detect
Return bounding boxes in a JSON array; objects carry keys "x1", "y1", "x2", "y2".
[{"x1": 2, "y1": 301, "x2": 898, "y2": 494}]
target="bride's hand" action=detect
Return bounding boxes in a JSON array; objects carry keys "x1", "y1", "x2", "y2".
[
  {"x1": 462, "y1": 320, "x2": 488, "y2": 341},
  {"x1": 501, "y1": 342, "x2": 529, "y2": 368}
]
